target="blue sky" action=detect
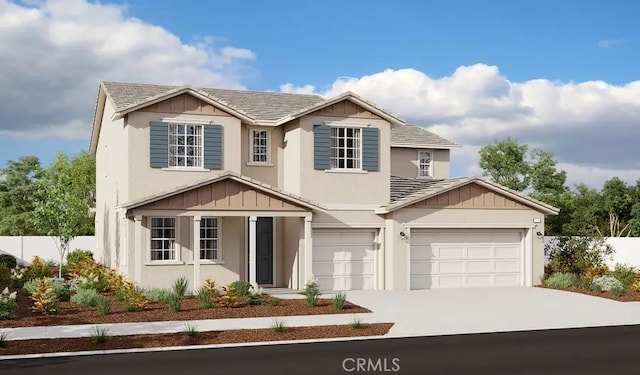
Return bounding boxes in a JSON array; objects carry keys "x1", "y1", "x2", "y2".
[{"x1": 1, "y1": 0, "x2": 639, "y2": 187}]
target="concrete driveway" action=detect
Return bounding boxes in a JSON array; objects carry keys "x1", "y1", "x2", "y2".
[{"x1": 340, "y1": 287, "x2": 640, "y2": 338}]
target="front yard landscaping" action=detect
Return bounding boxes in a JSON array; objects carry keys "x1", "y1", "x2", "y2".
[
  {"x1": 0, "y1": 322, "x2": 394, "y2": 356},
  {"x1": 0, "y1": 251, "x2": 369, "y2": 329}
]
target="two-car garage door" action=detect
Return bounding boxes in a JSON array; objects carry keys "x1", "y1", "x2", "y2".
[
  {"x1": 312, "y1": 229, "x2": 376, "y2": 291},
  {"x1": 410, "y1": 229, "x2": 523, "y2": 289}
]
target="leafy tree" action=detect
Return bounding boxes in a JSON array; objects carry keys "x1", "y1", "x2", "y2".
[
  {"x1": 30, "y1": 151, "x2": 96, "y2": 277},
  {"x1": 0, "y1": 156, "x2": 44, "y2": 235},
  {"x1": 564, "y1": 184, "x2": 605, "y2": 237},
  {"x1": 545, "y1": 235, "x2": 614, "y2": 276},
  {"x1": 478, "y1": 137, "x2": 531, "y2": 191},
  {"x1": 628, "y1": 179, "x2": 640, "y2": 236},
  {"x1": 601, "y1": 177, "x2": 632, "y2": 237}
]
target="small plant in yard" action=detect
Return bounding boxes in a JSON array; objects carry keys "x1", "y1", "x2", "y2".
[
  {"x1": 0, "y1": 332, "x2": 7, "y2": 348},
  {"x1": 247, "y1": 287, "x2": 265, "y2": 306},
  {"x1": 543, "y1": 272, "x2": 577, "y2": 289},
  {"x1": 95, "y1": 295, "x2": 111, "y2": 316},
  {"x1": 302, "y1": 280, "x2": 321, "y2": 307},
  {"x1": 0, "y1": 287, "x2": 18, "y2": 320},
  {"x1": 350, "y1": 317, "x2": 366, "y2": 329},
  {"x1": 10, "y1": 266, "x2": 27, "y2": 288},
  {"x1": 183, "y1": 323, "x2": 199, "y2": 338},
  {"x1": 197, "y1": 288, "x2": 215, "y2": 308},
  {"x1": 74, "y1": 274, "x2": 101, "y2": 291},
  {"x1": 172, "y1": 277, "x2": 189, "y2": 299},
  {"x1": 66, "y1": 249, "x2": 93, "y2": 267},
  {"x1": 591, "y1": 275, "x2": 624, "y2": 294},
  {"x1": 271, "y1": 319, "x2": 288, "y2": 333},
  {"x1": 612, "y1": 263, "x2": 636, "y2": 290},
  {"x1": 0, "y1": 254, "x2": 17, "y2": 269},
  {"x1": 229, "y1": 280, "x2": 253, "y2": 297},
  {"x1": 267, "y1": 297, "x2": 283, "y2": 306},
  {"x1": 31, "y1": 278, "x2": 59, "y2": 315},
  {"x1": 572, "y1": 276, "x2": 592, "y2": 291},
  {"x1": 23, "y1": 277, "x2": 72, "y2": 301},
  {"x1": 220, "y1": 285, "x2": 239, "y2": 307},
  {"x1": 165, "y1": 293, "x2": 183, "y2": 312},
  {"x1": 28, "y1": 256, "x2": 52, "y2": 279},
  {"x1": 332, "y1": 291, "x2": 347, "y2": 310},
  {"x1": 0, "y1": 264, "x2": 10, "y2": 284},
  {"x1": 632, "y1": 279, "x2": 640, "y2": 293},
  {"x1": 145, "y1": 288, "x2": 173, "y2": 303},
  {"x1": 90, "y1": 326, "x2": 110, "y2": 344},
  {"x1": 71, "y1": 288, "x2": 101, "y2": 306},
  {"x1": 117, "y1": 282, "x2": 147, "y2": 312}
]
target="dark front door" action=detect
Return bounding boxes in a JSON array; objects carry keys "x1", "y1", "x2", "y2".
[{"x1": 255, "y1": 217, "x2": 273, "y2": 285}]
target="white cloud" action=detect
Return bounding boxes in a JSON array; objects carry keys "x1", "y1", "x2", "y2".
[
  {"x1": 280, "y1": 83, "x2": 317, "y2": 95},
  {"x1": 0, "y1": 0, "x2": 256, "y2": 140},
  {"x1": 282, "y1": 65, "x2": 640, "y2": 188},
  {"x1": 597, "y1": 39, "x2": 626, "y2": 48}
]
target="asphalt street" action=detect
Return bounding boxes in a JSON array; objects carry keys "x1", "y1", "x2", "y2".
[{"x1": 2, "y1": 324, "x2": 640, "y2": 375}]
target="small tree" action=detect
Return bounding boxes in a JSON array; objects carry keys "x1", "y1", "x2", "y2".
[
  {"x1": 31, "y1": 152, "x2": 95, "y2": 278},
  {"x1": 545, "y1": 236, "x2": 614, "y2": 276}
]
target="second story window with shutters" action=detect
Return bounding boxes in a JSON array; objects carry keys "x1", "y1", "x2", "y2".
[
  {"x1": 168, "y1": 123, "x2": 203, "y2": 168},
  {"x1": 330, "y1": 127, "x2": 361, "y2": 169}
]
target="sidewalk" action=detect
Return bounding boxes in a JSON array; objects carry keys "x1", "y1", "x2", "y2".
[{"x1": 1, "y1": 312, "x2": 378, "y2": 341}]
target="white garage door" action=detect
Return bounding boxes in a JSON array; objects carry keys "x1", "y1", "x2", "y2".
[
  {"x1": 410, "y1": 229, "x2": 523, "y2": 289},
  {"x1": 312, "y1": 230, "x2": 376, "y2": 291}
]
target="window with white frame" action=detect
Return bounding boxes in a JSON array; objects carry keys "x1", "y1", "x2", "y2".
[
  {"x1": 199, "y1": 217, "x2": 220, "y2": 261},
  {"x1": 150, "y1": 217, "x2": 176, "y2": 261},
  {"x1": 418, "y1": 151, "x2": 432, "y2": 178},
  {"x1": 250, "y1": 129, "x2": 269, "y2": 163},
  {"x1": 330, "y1": 127, "x2": 361, "y2": 169},
  {"x1": 168, "y1": 123, "x2": 203, "y2": 168}
]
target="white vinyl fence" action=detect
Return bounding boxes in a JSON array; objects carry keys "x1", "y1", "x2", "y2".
[
  {"x1": 0, "y1": 236, "x2": 96, "y2": 265},
  {"x1": 545, "y1": 236, "x2": 640, "y2": 269}
]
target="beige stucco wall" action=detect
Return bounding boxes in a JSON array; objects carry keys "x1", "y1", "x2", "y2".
[
  {"x1": 125, "y1": 111, "x2": 242, "y2": 202},
  {"x1": 386, "y1": 208, "x2": 546, "y2": 290},
  {"x1": 282, "y1": 120, "x2": 301, "y2": 196},
  {"x1": 292, "y1": 115, "x2": 391, "y2": 205},
  {"x1": 281, "y1": 217, "x2": 300, "y2": 289},
  {"x1": 241, "y1": 125, "x2": 282, "y2": 187},
  {"x1": 390, "y1": 148, "x2": 450, "y2": 179}
]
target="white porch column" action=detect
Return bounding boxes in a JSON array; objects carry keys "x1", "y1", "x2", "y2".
[
  {"x1": 378, "y1": 227, "x2": 385, "y2": 290},
  {"x1": 249, "y1": 216, "x2": 257, "y2": 287},
  {"x1": 133, "y1": 215, "x2": 143, "y2": 286},
  {"x1": 193, "y1": 215, "x2": 201, "y2": 293},
  {"x1": 304, "y1": 215, "x2": 313, "y2": 285}
]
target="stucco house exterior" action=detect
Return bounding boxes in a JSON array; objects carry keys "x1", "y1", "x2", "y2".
[{"x1": 89, "y1": 82, "x2": 559, "y2": 292}]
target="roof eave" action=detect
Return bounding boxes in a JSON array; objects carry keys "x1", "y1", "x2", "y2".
[
  {"x1": 88, "y1": 84, "x2": 107, "y2": 155},
  {"x1": 391, "y1": 143, "x2": 461, "y2": 149}
]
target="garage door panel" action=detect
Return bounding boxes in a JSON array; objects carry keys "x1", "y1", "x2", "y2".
[{"x1": 410, "y1": 229, "x2": 523, "y2": 289}]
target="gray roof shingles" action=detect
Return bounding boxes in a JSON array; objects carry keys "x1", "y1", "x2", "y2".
[
  {"x1": 389, "y1": 175, "x2": 470, "y2": 204},
  {"x1": 391, "y1": 124, "x2": 459, "y2": 148}
]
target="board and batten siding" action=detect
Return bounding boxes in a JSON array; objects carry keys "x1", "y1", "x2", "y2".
[{"x1": 408, "y1": 183, "x2": 530, "y2": 209}]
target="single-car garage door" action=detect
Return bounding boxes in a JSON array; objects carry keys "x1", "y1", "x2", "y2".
[
  {"x1": 312, "y1": 229, "x2": 376, "y2": 291},
  {"x1": 410, "y1": 229, "x2": 523, "y2": 289}
]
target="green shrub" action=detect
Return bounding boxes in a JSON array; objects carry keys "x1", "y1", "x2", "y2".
[
  {"x1": 545, "y1": 236, "x2": 614, "y2": 276},
  {"x1": 572, "y1": 276, "x2": 592, "y2": 290},
  {"x1": 270, "y1": 318, "x2": 288, "y2": 333},
  {"x1": 229, "y1": 280, "x2": 253, "y2": 297},
  {"x1": 197, "y1": 288, "x2": 215, "y2": 308},
  {"x1": 165, "y1": 292, "x2": 182, "y2": 312},
  {"x1": 71, "y1": 288, "x2": 101, "y2": 306},
  {"x1": 96, "y1": 295, "x2": 111, "y2": 316},
  {"x1": 0, "y1": 254, "x2": 17, "y2": 269},
  {"x1": 31, "y1": 278, "x2": 59, "y2": 315},
  {"x1": 0, "y1": 264, "x2": 10, "y2": 284},
  {"x1": 350, "y1": 317, "x2": 366, "y2": 329},
  {"x1": 332, "y1": 292, "x2": 347, "y2": 310},
  {"x1": 24, "y1": 277, "x2": 71, "y2": 301},
  {"x1": 172, "y1": 277, "x2": 189, "y2": 299},
  {"x1": 28, "y1": 256, "x2": 52, "y2": 279},
  {"x1": 267, "y1": 298, "x2": 282, "y2": 306},
  {"x1": 543, "y1": 272, "x2": 578, "y2": 289},
  {"x1": 183, "y1": 323, "x2": 198, "y2": 337},
  {"x1": 66, "y1": 249, "x2": 93, "y2": 267},
  {"x1": 117, "y1": 282, "x2": 147, "y2": 312},
  {"x1": 247, "y1": 287, "x2": 265, "y2": 306},
  {"x1": 612, "y1": 263, "x2": 636, "y2": 290},
  {"x1": 10, "y1": 267, "x2": 27, "y2": 288},
  {"x1": 90, "y1": 326, "x2": 110, "y2": 344},
  {"x1": 302, "y1": 280, "x2": 321, "y2": 307},
  {"x1": 591, "y1": 275, "x2": 624, "y2": 293},
  {"x1": 145, "y1": 288, "x2": 173, "y2": 303},
  {"x1": 0, "y1": 287, "x2": 17, "y2": 320}
]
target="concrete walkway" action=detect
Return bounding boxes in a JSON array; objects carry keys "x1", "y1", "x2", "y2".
[{"x1": 1, "y1": 312, "x2": 376, "y2": 341}]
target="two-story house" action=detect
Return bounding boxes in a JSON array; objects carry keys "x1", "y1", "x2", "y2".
[{"x1": 89, "y1": 82, "x2": 558, "y2": 292}]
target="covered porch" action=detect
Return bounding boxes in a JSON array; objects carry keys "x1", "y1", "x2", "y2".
[{"x1": 119, "y1": 173, "x2": 321, "y2": 292}]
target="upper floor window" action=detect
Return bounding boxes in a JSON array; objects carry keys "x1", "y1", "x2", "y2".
[
  {"x1": 150, "y1": 217, "x2": 176, "y2": 261},
  {"x1": 250, "y1": 129, "x2": 270, "y2": 163},
  {"x1": 168, "y1": 123, "x2": 203, "y2": 168},
  {"x1": 418, "y1": 150, "x2": 432, "y2": 178},
  {"x1": 330, "y1": 127, "x2": 361, "y2": 169},
  {"x1": 199, "y1": 217, "x2": 221, "y2": 261}
]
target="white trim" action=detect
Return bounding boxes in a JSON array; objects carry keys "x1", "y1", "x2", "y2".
[
  {"x1": 161, "y1": 117, "x2": 218, "y2": 125},
  {"x1": 132, "y1": 210, "x2": 310, "y2": 218},
  {"x1": 144, "y1": 261, "x2": 185, "y2": 266},
  {"x1": 245, "y1": 162, "x2": 274, "y2": 167},
  {"x1": 404, "y1": 223, "x2": 537, "y2": 229},
  {"x1": 327, "y1": 124, "x2": 364, "y2": 172},
  {"x1": 198, "y1": 216, "x2": 222, "y2": 262},
  {"x1": 248, "y1": 127, "x2": 271, "y2": 165},
  {"x1": 392, "y1": 143, "x2": 460, "y2": 149},
  {"x1": 311, "y1": 223, "x2": 384, "y2": 229},
  {"x1": 148, "y1": 216, "x2": 180, "y2": 263},
  {"x1": 162, "y1": 167, "x2": 210, "y2": 172},
  {"x1": 192, "y1": 215, "x2": 201, "y2": 293},
  {"x1": 244, "y1": 217, "x2": 249, "y2": 282},
  {"x1": 378, "y1": 227, "x2": 385, "y2": 291},
  {"x1": 134, "y1": 215, "x2": 143, "y2": 286},
  {"x1": 186, "y1": 261, "x2": 225, "y2": 265},
  {"x1": 323, "y1": 121, "x2": 372, "y2": 128},
  {"x1": 248, "y1": 216, "x2": 257, "y2": 287},
  {"x1": 405, "y1": 227, "x2": 412, "y2": 291},
  {"x1": 416, "y1": 149, "x2": 434, "y2": 179},
  {"x1": 304, "y1": 216, "x2": 313, "y2": 285},
  {"x1": 323, "y1": 204, "x2": 381, "y2": 211},
  {"x1": 324, "y1": 169, "x2": 368, "y2": 174},
  {"x1": 525, "y1": 228, "x2": 533, "y2": 286}
]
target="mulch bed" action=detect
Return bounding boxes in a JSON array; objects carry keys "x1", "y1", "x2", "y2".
[
  {"x1": 0, "y1": 323, "x2": 393, "y2": 356},
  {"x1": 537, "y1": 285, "x2": 640, "y2": 302},
  {"x1": 0, "y1": 287, "x2": 370, "y2": 328}
]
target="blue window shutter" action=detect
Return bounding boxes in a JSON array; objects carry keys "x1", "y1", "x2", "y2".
[
  {"x1": 362, "y1": 127, "x2": 379, "y2": 172},
  {"x1": 204, "y1": 125, "x2": 223, "y2": 170},
  {"x1": 314, "y1": 125, "x2": 331, "y2": 170},
  {"x1": 149, "y1": 121, "x2": 168, "y2": 168}
]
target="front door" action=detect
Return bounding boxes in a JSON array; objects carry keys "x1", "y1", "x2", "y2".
[{"x1": 255, "y1": 217, "x2": 274, "y2": 285}]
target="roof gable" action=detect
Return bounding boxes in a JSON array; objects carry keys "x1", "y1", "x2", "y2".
[
  {"x1": 408, "y1": 182, "x2": 530, "y2": 210},
  {"x1": 138, "y1": 93, "x2": 232, "y2": 116},
  {"x1": 307, "y1": 99, "x2": 382, "y2": 120}
]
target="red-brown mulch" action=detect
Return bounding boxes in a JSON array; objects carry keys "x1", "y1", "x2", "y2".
[
  {"x1": 537, "y1": 285, "x2": 640, "y2": 302},
  {"x1": 0, "y1": 287, "x2": 370, "y2": 328},
  {"x1": 0, "y1": 323, "x2": 393, "y2": 356}
]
